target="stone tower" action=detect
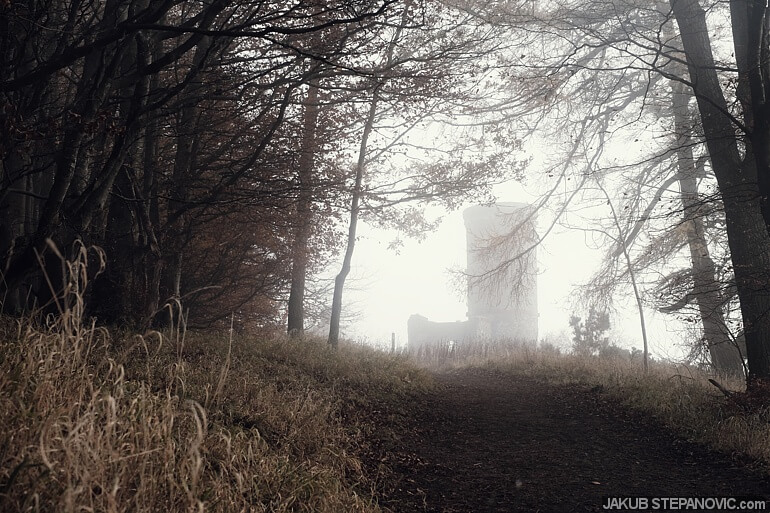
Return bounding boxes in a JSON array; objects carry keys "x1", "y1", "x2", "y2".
[
  {"x1": 463, "y1": 203, "x2": 538, "y2": 343},
  {"x1": 407, "y1": 203, "x2": 538, "y2": 349}
]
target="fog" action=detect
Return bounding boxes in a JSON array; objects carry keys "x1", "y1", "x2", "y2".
[{"x1": 338, "y1": 181, "x2": 690, "y2": 361}]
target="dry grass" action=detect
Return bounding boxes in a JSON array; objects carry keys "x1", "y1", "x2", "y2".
[
  {"x1": 0, "y1": 316, "x2": 432, "y2": 513},
  {"x1": 0, "y1": 249, "x2": 433, "y2": 512},
  {"x1": 410, "y1": 340, "x2": 770, "y2": 467}
]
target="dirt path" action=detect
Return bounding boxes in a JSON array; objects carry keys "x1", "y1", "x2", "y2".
[{"x1": 377, "y1": 368, "x2": 770, "y2": 513}]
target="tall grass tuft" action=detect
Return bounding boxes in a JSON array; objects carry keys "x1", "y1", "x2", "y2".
[{"x1": 0, "y1": 244, "x2": 432, "y2": 512}]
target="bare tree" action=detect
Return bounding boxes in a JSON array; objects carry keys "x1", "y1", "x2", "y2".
[
  {"x1": 669, "y1": 0, "x2": 770, "y2": 384},
  {"x1": 326, "y1": 1, "x2": 521, "y2": 346},
  {"x1": 452, "y1": 0, "x2": 770, "y2": 384}
]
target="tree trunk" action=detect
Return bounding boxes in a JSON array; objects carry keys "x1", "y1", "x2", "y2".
[
  {"x1": 85, "y1": 16, "x2": 154, "y2": 327},
  {"x1": 0, "y1": 152, "x2": 29, "y2": 314},
  {"x1": 730, "y1": 0, "x2": 770, "y2": 233},
  {"x1": 287, "y1": 82, "x2": 320, "y2": 337},
  {"x1": 327, "y1": 10, "x2": 410, "y2": 347},
  {"x1": 596, "y1": 180, "x2": 649, "y2": 371},
  {"x1": 139, "y1": 90, "x2": 163, "y2": 328},
  {"x1": 328, "y1": 89, "x2": 379, "y2": 347},
  {"x1": 159, "y1": 37, "x2": 212, "y2": 323},
  {"x1": 670, "y1": 78, "x2": 745, "y2": 376},
  {"x1": 671, "y1": 0, "x2": 770, "y2": 383}
]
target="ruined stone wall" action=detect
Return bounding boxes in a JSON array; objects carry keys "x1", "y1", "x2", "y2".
[{"x1": 407, "y1": 314, "x2": 472, "y2": 346}]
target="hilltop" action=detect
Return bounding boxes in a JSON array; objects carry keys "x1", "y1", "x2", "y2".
[{"x1": 2, "y1": 317, "x2": 769, "y2": 512}]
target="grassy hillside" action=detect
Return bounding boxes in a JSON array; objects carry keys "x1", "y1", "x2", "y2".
[
  {"x1": 4, "y1": 304, "x2": 768, "y2": 513},
  {"x1": 0, "y1": 310, "x2": 433, "y2": 513}
]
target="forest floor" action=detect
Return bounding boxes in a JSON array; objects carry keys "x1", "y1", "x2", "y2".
[{"x1": 373, "y1": 367, "x2": 770, "y2": 513}]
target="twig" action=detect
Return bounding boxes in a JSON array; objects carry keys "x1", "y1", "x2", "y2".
[{"x1": 708, "y1": 378, "x2": 733, "y2": 398}]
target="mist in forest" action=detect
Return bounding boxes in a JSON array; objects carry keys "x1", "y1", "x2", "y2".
[{"x1": 1, "y1": 0, "x2": 765, "y2": 379}]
